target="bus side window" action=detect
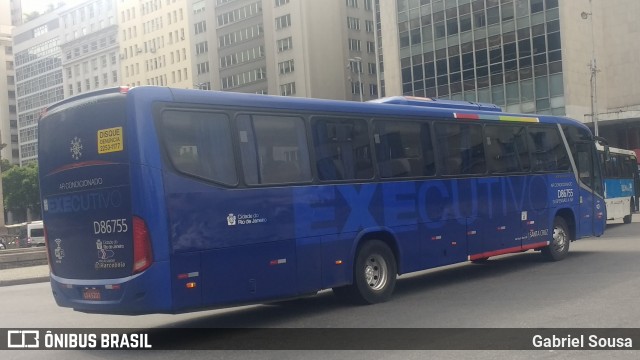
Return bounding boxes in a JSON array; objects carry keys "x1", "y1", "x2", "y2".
[
  {"x1": 528, "y1": 126, "x2": 570, "y2": 172},
  {"x1": 237, "y1": 114, "x2": 312, "y2": 185},
  {"x1": 373, "y1": 120, "x2": 435, "y2": 178},
  {"x1": 485, "y1": 124, "x2": 530, "y2": 173},
  {"x1": 160, "y1": 110, "x2": 237, "y2": 185},
  {"x1": 435, "y1": 122, "x2": 485, "y2": 175},
  {"x1": 313, "y1": 117, "x2": 373, "y2": 181}
]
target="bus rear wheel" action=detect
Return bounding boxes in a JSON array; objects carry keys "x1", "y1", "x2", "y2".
[
  {"x1": 541, "y1": 217, "x2": 570, "y2": 261},
  {"x1": 333, "y1": 240, "x2": 397, "y2": 305},
  {"x1": 623, "y1": 200, "x2": 633, "y2": 224}
]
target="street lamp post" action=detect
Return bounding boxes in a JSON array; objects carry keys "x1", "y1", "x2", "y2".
[
  {"x1": 582, "y1": 1, "x2": 599, "y2": 136},
  {"x1": 348, "y1": 57, "x2": 363, "y2": 102}
]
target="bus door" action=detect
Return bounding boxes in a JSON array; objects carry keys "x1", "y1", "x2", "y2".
[{"x1": 575, "y1": 142, "x2": 605, "y2": 237}]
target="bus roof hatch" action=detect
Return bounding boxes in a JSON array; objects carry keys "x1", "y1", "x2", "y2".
[{"x1": 369, "y1": 96, "x2": 502, "y2": 112}]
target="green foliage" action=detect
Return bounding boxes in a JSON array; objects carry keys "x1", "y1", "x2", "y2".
[
  {"x1": 1, "y1": 159, "x2": 14, "y2": 173},
  {"x1": 2, "y1": 163, "x2": 41, "y2": 219}
]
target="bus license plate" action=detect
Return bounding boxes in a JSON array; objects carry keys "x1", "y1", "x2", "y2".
[{"x1": 82, "y1": 288, "x2": 101, "y2": 301}]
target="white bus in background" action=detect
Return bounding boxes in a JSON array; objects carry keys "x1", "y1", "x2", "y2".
[
  {"x1": 3, "y1": 221, "x2": 45, "y2": 247},
  {"x1": 27, "y1": 221, "x2": 45, "y2": 246},
  {"x1": 596, "y1": 143, "x2": 637, "y2": 224}
]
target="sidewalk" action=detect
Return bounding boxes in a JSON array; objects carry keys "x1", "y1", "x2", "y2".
[{"x1": 0, "y1": 264, "x2": 50, "y2": 287}]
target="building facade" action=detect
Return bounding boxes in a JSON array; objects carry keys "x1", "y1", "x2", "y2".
[
  {"x1": 13, "y1": 9, "x2": 65, "y2": 165},
  {"x1": 0, "y1": 26, "x2": 19, "y2": 165},
  {"x1": 60, "y1": 0, "x2": 120, "y2": 99},
  {"x1": 380, "y1": 0, "x2": 640, "y2": 148},
  {"x1": 191, "y1": 0, "x2": 379, "y2": 101},
  {"x1": 0, "y1": 0, "x2": 23, "y2": 165},
  {"x1": 117, "y1": 0, "x2": 195, "y2": 88}
]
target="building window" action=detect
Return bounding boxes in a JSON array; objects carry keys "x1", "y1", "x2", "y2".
[
  {"x1": 275, "y1": 14, "x2": 291, "y2": 30},
  {"x1": 275, "y1": 0, "x2": 289, "y2": 6},
  {"x1": 217, "y1": 2, "x2": 262, "y2": 27},
  {"x1": 195, "y1": 21, "x2": 206, "y2": 34},
  {"x1": 351, "y1": 81, "x2": 362, "y2": 95},
  {"x1": 221, "y1": 67, "x2": 267, "y2": 89},
  {"x1": 348, "y1": 38, "x2": 361, "y2": 52},
  {"x1": 280, "y1": 82, "x2": 296, "y2": 96},
  {"x1": 368, "y1": 62, "x2": 376, "y2": 74},
  {"x1": 195, "y1": 41, "x2": 208, "y2": 55},
  {"x1": 277, "y1": 37, "x2": 293, "y2": 52},
  {"x1": 278, "y1": 59, "x2": 294, "y2": 74},
  {"x1": 33, "y1": 24, "x2": 48, "y2": 37},
  {"x1": 367, "y1": 41, "x2": 375, "y2": 53},
  {"x1": 197, "y1": 61, "x2": 210, "y2": 74},
  {"x1": 346, "y1": 0, "x2": 358, "y2": 8},
  {"x1": 369, "y1": 84, "x2": 378, "y2": 96},
  {"x1": 365, "y1": 20, "x2": 374, "y2": 32},
  {"x1": 347, "y1": 17, "x2": 360, "y2": 30}
]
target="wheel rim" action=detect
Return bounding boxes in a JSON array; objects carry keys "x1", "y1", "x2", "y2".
[
  {"x1": 364, "y1": 254, "x2": 388, "y2": 291},
  {"x1": 552, "y1": 225, "x2": 567, "y2": 252}
]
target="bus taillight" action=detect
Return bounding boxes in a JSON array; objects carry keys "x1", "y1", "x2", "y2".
[{"x1": 133, "y1": 216, "x2": 153, "y2": 274}]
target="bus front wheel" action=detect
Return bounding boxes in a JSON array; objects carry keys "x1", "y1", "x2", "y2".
[
  {"x1": 541, "y1": 217, "x2": 570, "y2": 261},
  {"x1": 333, "y1": 240, "x2": 397, "y2": 305}
]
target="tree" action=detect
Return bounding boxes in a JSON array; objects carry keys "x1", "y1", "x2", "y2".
[
  {"x1": 1, "y1": 159, "x2": 14, "y2": 173},
  {"x1": 2, "y1": 163, "x2": 41, "y2": 221},
  {"x1": 23, "y1": 11, "x2": 41, "y2": 22}
]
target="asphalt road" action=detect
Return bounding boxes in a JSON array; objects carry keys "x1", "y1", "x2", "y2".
[{"x1": 1, "y1": 220, "x2": 640, "y2": 359}]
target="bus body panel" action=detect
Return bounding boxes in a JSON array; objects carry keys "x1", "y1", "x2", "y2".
[
  {"x1": 40, "y1": 89, "x2": 175, "y2": 313},
  {"x1": 49, "y1": 261, "x2": 172, "y2": 314},
  {"x1": 39, "y1": 94, "x2": 134, "y2": 280},
  {"x1": 38, "y1": 87, "x2": 606, "y2": 314}
]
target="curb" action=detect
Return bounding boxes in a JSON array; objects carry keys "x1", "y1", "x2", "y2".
[{"x1": 0, "y1": 276, "x2": 50, "y2": 287}]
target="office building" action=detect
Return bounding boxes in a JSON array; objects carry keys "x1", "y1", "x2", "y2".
[
  {"x1": 0, "y1": 0, "x2": 23, "y2": 165},
  {"x1": 118, "y1": 0, "x2": 194, "y2": 88},
  {"x1": 192, "y1": 0, "x2": 379, "y2": 101},
  {"x1": 60, "y1": 0, "x2": 120, "y2": 98},
  {"x1": 13, "y1": 7, "x2": 65, "y2": 165},
  {"x1": 380, "y1": 0, "x2": 640, "y2": 147}
]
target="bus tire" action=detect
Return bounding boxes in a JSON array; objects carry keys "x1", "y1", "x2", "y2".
[
  {"x1": 333, "y1": 240, "x2": 397, "y2": 305},
  {"x1": 623, "y1": 201, "x2": 632, "y2": 224},
  {"x1": 541, "y1": 217, "x2": 570, "y2": 261}
]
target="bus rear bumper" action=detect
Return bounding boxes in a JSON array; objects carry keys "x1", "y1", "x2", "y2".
[{"x1": 49, "y1": 261, "x2": 172, "y2": 315}]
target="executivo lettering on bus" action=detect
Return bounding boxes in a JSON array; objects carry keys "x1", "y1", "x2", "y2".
[{"x1": 43, "y1": 190, "x2": 124, "y2": 214}]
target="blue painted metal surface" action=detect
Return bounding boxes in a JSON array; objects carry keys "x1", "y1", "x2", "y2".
[{"x1": 37, "y1": 87, "x2": 603, "y2": 314}]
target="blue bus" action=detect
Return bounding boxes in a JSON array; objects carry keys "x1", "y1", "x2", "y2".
[
  {"x1": 596, "y1": 143, "x2": 636, "y2": 224},
  {"x1": 38, "y1": 87, "x2": 605, "y2": 314}
]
